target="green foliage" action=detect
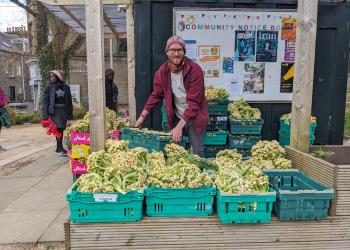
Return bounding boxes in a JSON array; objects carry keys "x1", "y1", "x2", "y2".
[
  {"x1": 72, "y1": 106, "x2": 88, "y2": 120},
  {"x1": 7, "y1": 108, "x2": 42, "y2": 125},
  {"x1": 344, "y1": 108, "x2": 350, "y2": 138},
  {"x1": 310, "y1": 150, "x2": 335, "y2": 160},
  {"x1": 63, "y1": 36, "x2": 84, "y2": 78},
  {"x1": 37, "y1": 44, "x2": 55, "y2": 109}
]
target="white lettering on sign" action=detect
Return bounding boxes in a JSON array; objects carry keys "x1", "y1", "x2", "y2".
[
  {"x1": 72, "y1": 134, "x2": 90, "y2": 142},
  {"x1": 73, "y1": 165, "x2": 87, "y2": 172},
  {"x1": 93, "y1": 194, "x2": 118, "y2": 202}
]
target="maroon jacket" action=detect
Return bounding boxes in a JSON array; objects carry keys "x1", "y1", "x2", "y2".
[{"x1": 144, "y1": 57, "x2": 209, "y2": 135}]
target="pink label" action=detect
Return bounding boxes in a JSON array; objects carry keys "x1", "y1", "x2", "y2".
[
  {"x1": 109, "y1": 130, "x2": 121, "y2": 140},
  {"x1": 71, "y1": 159, "x2": 88, "y2": 174},
  {"x1": 71, "y1": 131, "x2": 90, "y2": 145}
]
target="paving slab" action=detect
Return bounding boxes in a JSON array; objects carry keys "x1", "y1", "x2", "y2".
[
  {"x1": 0, "y1": 192, "x2": 23, "y2": 211},
  {"x1": 0, "y1": 177, "x2": 43, "y2": 193},
  {"x1": 0, "y1": 210, "x2": 61, "y2": 244},
  {"x1": 3, "y1": 141, "x2": 31, "y2": 151},
  {"x1": 39, "y1": 206, "x2": 69, "y2": 242},
  {"x1": 31, "y1": 172, "x2": 72, "y2": 191},
  {"x1": 0, "y1": 142, "x2": 56, "y2": 166},
  {"x1": 7, "y1": 153, "x2": 68, "y2": 178},
  {"x1": 4, "y1": 188, "x2": 68, "y2": 212},
  {"x1": 51, "y1": 163, "x2": 70, "y2": 176}
]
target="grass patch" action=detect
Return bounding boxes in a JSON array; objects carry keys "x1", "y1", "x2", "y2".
[{"x1": 345, "y1": 108, "x2": 350, "y2": 137}]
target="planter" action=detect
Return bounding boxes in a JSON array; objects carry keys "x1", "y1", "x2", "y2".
[{"x1": 285, "y1": 146, "x2": 350, "y2": 216}]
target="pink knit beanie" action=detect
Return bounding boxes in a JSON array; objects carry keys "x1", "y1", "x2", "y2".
[{"x1": 165, "y1": 35, "x2": 186, "y2": 54}]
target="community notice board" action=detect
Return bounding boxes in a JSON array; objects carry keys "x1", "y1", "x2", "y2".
[{"x1": 174, "y1": 8, "x2": 297, "y2": 102}]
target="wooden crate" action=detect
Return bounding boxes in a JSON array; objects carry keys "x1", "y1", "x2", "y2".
[{"x1": 285, "y1": 146, "x2": 350, "y2": 216}]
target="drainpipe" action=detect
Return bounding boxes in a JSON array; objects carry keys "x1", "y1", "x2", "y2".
[{"x1": 21, "y1": 52, "x2": 26, "y2": 101}]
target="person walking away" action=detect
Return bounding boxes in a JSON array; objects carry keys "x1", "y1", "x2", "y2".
[
  {"x1": 0, "y1": 88, "x2": 10, "y2": 152},
  {"x1": 105, "y1": 68, "x2": 119, "y2": 113},
  {"x1": 134, "y1": 35, "x2": 209, "y2": 157},
  {"x1": 42, "y1": 70, "x2": 73, "y2": 156}
]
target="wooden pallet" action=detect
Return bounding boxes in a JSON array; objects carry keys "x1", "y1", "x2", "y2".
[
  {"x1": 286, "y1": 146, "x2": 350, "y2": 216},
  {"x1": 67, "y1": 216, "x2": 350, "y2": 250}
]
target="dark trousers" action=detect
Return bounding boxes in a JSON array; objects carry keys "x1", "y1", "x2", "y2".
[
  {"x1": 56, "y1": 128, "x2": 64, "y2": 151},
  {"x1": 184, "y1": 121, "x2": 206, "y2": 158}
]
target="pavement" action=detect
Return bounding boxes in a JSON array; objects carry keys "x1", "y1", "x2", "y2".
[{"x1": 0, "y1": 153, "x2": 71, "y2": 244}]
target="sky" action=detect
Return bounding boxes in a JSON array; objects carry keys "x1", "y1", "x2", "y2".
[{"x1": 0, "y1": 0, "x2": 27, "y2": 32}]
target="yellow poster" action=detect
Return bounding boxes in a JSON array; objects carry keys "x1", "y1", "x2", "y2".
[
  {"x1": 281, "y1": 17, "x2": 296, "y2": 41},
  {"x1": 198, "y1": 45, "x2": 221, "y2": 77},
  {"x1": 71, "y1": 144, "x2": 90, "y2": 159}
]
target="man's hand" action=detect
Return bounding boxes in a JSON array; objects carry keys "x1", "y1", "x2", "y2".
[
  {"x1": 134, "y1": 116, "x2": 145, "y2": 128},
  {"x1": 134, "y1": 110, "x2": 149, "y2": 128},
  {"x1": 171, "y1": 119, "x2": 187, "y2": 142},
  {"x1": 171, "y1": 125, "x2": 183, "y2": 142}
]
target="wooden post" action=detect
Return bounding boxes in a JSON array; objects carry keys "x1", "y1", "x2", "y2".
[
  {"x1": 109, "y1": 38, "x2": 113, "y2": 69},
  {"x1": 85, "y1": 0, "x2": 106, "y2": 151},
  {"x1": 127, "y1": 2, "x2": 136, "y2": 125},
  {"x1": 290, "y1": 0, "x2": 319, "y2": 153}
]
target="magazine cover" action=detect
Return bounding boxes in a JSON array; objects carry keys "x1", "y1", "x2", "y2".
[
  {"x1": 281, "y1": 17, "x2": 297, "y2": 40},
  {"x1": 223, "y1": 57, "x2": 234, "y2": 73},
  {"x1": 280, "y1": 62, "x2": 294, "y2": 93},
  {"x1": 234, "y1": 31, "x2": 256, "y2": 61},
  {"x1": 284, "y1": 40, "x2": 295, "y2": 62},
  {"x1": 256, "y1": 31, "x2": 278, "y2": 62},
  {"x1": 243, "y1": 63, "x2": 265, "y2": 94}
]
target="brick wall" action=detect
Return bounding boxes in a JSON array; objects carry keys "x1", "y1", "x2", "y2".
[
  {"x1": 68, "y1": 56, "x2": 128, "y2": 108},
  {"x1": 0, "y1": 50, "x2": 31, "y2": 102}
]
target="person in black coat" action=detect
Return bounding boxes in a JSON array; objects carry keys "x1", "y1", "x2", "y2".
[
  {"x1": 105, "y1": 68, "x2": 119, "y2": 113},
  {"x1": 42, "y1": 70, "x2": 73, "y2": 156}
]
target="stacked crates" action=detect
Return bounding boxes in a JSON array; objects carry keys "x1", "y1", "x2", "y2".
[
  {"x1": 228, "y1": 118, "x2": 264, "y2": 157},
  {"x1": 279, "y1": 118, "x2": 317, "y2": 146},
  {"x1": 204, "y1": 99, "x2": 229, "y2": 158}
]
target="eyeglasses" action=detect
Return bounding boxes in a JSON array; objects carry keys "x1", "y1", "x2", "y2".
[{"x1": 168, "y1": 48, "x2": 184, "y2": 54}]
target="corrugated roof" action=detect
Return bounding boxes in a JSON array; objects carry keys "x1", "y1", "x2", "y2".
[{"x1": 42, "y1": 3, "x2": 126, "y2": 35}]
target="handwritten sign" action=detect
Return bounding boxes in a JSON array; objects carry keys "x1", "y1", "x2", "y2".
[
  {"x1": 93, "y1": 194, "x2": 118, "y2": 202},
  {"x1": 71, "y1": 131, "x2": 90, "y2": 145},
  {"x1": 71, "y1": 159, "x2": 88, "y2": 174}
]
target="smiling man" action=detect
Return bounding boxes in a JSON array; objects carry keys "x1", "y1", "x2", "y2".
[{"x1": 135, "y1": 35, "x2": 209, "y2": 157}]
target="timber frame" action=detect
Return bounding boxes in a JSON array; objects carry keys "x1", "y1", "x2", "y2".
[{"x1": 37, "y1": 0, "x2": 136, "y2": 151}]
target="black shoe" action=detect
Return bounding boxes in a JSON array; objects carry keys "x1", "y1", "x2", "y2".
[
  {"x1": 0, "y1": 146, "x2": 6, "y2": 152},
  {"x1": 56, "y1": 148, "x2": 67, "y2": 156}
]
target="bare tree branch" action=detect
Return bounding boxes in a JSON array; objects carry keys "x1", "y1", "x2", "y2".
[{"x1": 10, "y1": 0, "x2": 38, "y2": 17}]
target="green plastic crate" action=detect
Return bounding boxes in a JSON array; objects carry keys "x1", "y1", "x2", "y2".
[
  {"x1": 66, "y1": 180, "x2": 144, "y2": 223},
  {"x1": 230, "y1": 119, "x2": 264, "y2": 135},
  {"x1": 162, "y1": 122, "x2": 169, "y2": 132},
  {"x1": 216, "y1": 188, "x2": 276, "y2": 224},
  {"x1": 279, "y1": 119, "x2": 317, "y2": 134},
  {"x1": 207, "y1": 116, "x2": 228, "y2": 131},
  {"x1": 278, "y1": 130, "x2": 315, "y2": 147},
  {"x1": 263, "y1": 169, "x2": 334, "y2": 221},
  {"x1": 228, "y1": 135, "x2": 261, "y2": 149},
  {"x1": 208, "y1": 99, "x2": 229, "y2": 116},
  {"x1": 121, "y1": 128, "x2": 188, "y2": 152},
  {"x1": 161, "y1": 106, "x2": 167, "y2": 123},
  {"x1": 145, "y1": 186, "x2": 216, "y2": 217},
  {"x1": 204, "y1": 145, "x2": 227, "y2": 158},
  {"x1": 204, "y1": 131, "x2": 228, "y2": 145}
]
